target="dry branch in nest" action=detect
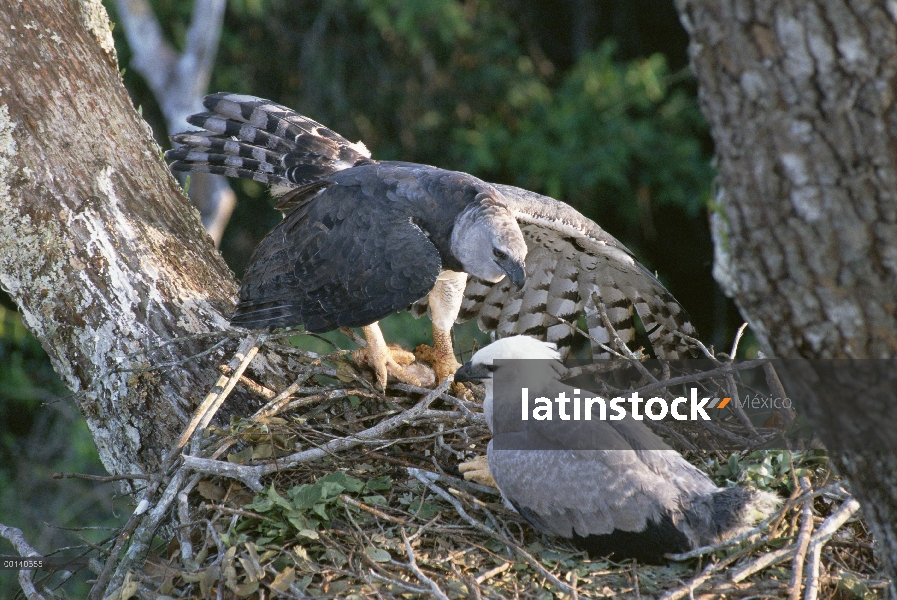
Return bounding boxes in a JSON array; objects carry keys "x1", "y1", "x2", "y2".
[{"x1": 46, "y1": 325, "x2": 887, "y2": 599}]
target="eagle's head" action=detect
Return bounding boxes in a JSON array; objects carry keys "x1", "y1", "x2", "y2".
[
  {"x1": 454, "y1": 336, "x2": 563, "y2": 429},
  {"x1": 454, "y1": 335, "x2": 562, "y2": 383},
  {"x1": 451, "y1": 201, "x2": 527, "y2": 287}
]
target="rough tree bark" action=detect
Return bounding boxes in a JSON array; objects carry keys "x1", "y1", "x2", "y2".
[
  {"x1": 114, "y1": 0, "x2": 236, "y2": 246},
  {"x1": 676, "y1": 0, "x2": 897, "y2": 581},
  {"x1": 0, "y1": 0, "x2": 294, "y2": 480}
]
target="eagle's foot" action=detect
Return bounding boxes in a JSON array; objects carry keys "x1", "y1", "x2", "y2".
[
  {"x1": 415, "y1": 342, "x2": 474, "y2": 399},
  {"x1": 415, "y1": 325, "x2": 474, "y2": 396},
  {"x1": 353, "y1": 339, "x2": 421, "y2": 390},
  {"x1": 414, "y1": 343, "x2": 461, "y2": 383},
  {"x1": 458, "y1": 455, "x2": 497, "y2": 488}
]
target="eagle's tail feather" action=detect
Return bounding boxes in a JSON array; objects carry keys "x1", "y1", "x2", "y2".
[
  {"x1": 168, "y1": 131, "x2": 290, "y2": 162},
  {"x1": 684, "y1": 486, "x2": 782, "y2": 548},
  {"x1": 166, "y1": 93, "x2": 373, "y2": 191}
]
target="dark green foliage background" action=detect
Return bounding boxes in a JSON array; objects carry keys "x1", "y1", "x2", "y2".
[{"x1": 0, "y1": 0, "x2": 744, "y2": 594}]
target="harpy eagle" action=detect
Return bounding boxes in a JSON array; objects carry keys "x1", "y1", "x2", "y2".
[
  {"x1": 166, "y1": 94, "x2": 698, "y2": 387},
  {"x1": 454, "y1": 336, "x2": 781, "y2": 563}
]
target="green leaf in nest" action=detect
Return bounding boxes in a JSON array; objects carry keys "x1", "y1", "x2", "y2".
[
  {"x1": 289, "y1": 484, "x2": 324, "y2": 510},
  {"x1": 326, "y1": 548, "x2": 348, "y2": 567},
  {"x1": 244, "y1": 497, "x2": 274, "y2": 513},
  {"x1": 231, "y1": 580, "x2": 259, "y2": 597},
  {"x1": 269, "y1": 566, "x2": 296, "y2": 593},
  {"x1": 319, "y1": 481, "x2": 346, "y2": 499},
  {"x1": 319, "y1": 471, "x2": 366, "y2": 494},
  {"x1": 286, "y1": 512, "x2": 318, "y2": 532},
  {"x1": 227, "y1": 447, "x2": 254, "y2": 464},
  {"x1": 267, "y1": 486, "x2": 292, "y2": 510},
  {"x1": 365, "y1": 546, "x2": 391, "y2": 563},
  {"x1": 365, "y1": 475, "x2": 393, "y2": 491},
  {"x1": 251, "y1": 443, "x2": 273, "y2": 459},
  {"x1": 409, "y1": 499, "x2": 440, "y2": 518},
  {"x1": 312, "y1": 502, "x2": 330, "y2": 520}
]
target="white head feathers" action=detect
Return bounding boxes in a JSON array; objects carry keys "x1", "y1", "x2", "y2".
[{"x1": 470, "y1": 335, "x2": 562, "y2": 364}]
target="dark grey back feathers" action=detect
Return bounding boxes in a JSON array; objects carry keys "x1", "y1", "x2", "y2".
[{"x1": 230, "y1": 164, "x2": 492, "y2": 331}]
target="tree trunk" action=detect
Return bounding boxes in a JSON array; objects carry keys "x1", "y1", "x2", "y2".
[
  {"x1": 676, "y1": 0, "x2": 897, "y2": 581},
  {"x1": 0, "y1": 0, "x2": 274, "y2": 479}
]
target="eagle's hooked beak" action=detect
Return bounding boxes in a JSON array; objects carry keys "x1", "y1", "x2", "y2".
[
  {"x1": 454, "y1": 361, "x2": 493, "y2": 383},
  {"x1": 500, "y1": 259, "x2": 526, "y2": 288}
]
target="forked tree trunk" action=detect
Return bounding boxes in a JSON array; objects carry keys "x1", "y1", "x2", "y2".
[
  {"x1": 676, "y1": 0, "x2": 897, "y2": 581},
  {"x1": 0, "y1": 0, "x2": 261, "y2": 478}
]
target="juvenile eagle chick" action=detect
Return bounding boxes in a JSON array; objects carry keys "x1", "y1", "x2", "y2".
[{"x1": 454, "y1": 336, "x2": 780, "y2": 563}]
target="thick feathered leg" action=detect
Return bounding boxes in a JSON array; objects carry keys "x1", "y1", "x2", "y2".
[
  {"x1": 414, "y1": 271, "x2": 467, "y2": 389},
  {"x1": 353, "y1": 323, "x2": 421, "y2": 389}
]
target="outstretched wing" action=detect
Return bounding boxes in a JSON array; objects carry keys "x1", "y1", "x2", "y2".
[
  {"x1": 456, "y1": 185, "x2": 698, "y2": 359},
  {"x1": 233, "y1": 178, "x2": 442, "y2": 332}
]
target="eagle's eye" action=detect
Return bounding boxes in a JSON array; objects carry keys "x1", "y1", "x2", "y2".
[
  {"x1": 493, "y1": 248, "x2": 508, "y2": 260},
  {"x1": 486, "y1": 364, "x2": 498, "y2": 372}
]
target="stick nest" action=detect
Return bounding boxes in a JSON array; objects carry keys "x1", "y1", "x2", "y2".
[{"x1": 88, "y1": 333, "x2": 889, "y2": 599}]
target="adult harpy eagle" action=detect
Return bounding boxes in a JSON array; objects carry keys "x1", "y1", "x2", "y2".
[
  {"x1": 454, "y1": 336, "x2": 781, "y2": 563},
  {"x1": 166, "y1": 94, "x2": 698, "y2": 386}
]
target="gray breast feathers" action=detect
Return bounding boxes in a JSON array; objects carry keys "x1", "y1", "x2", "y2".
[
  {"x1": 488, "y1": 442, "x2": 779, "y2": 563},
  {"x1": 485, "y1": 376, "x2": 779, "y2": 560}
]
